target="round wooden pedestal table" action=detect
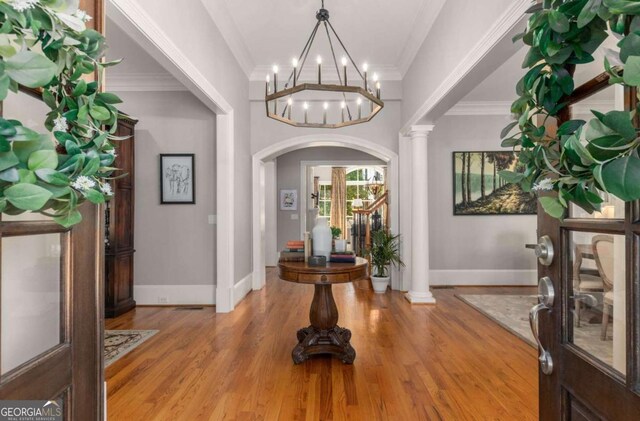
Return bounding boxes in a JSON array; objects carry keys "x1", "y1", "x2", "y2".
[{"x1": 278, "y1": 257, "x2": 369, "y2": 364}]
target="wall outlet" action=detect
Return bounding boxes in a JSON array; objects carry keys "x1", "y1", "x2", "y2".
[
  {"x1": 208, "y1": 215, "x2": 217, "y2": 225},
  {"x1": 158, "y1": 296, "x2": 168, "y2": 304}
]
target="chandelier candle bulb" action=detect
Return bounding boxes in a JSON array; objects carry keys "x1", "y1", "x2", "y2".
[
  {"x1": 265, "y1": 75, "x2": 270, "y2": 95},
  {"x1": 288, "y1": 98, "x2": 293, "y2": 120},
  {"x1": 304, "y1": 102, "x2": 309, "y2": 123},
  {"x1": 363, "y1": 63, "x2": 368, "y2": 91},
  {"x1": 273, "y1": 65, "x2": 279, "y2": 92},
  {"x1": 341, "y1": 101, "x2": 346, "y2": 123},
  {"x1": 342, "y1": 56, "x2": 348, "y2": 85},
  {"x1": 323, "y1": 102, "x2": 329, "y2": 124},
  {"x1": 376, "y1": 81, "x2": 381, "y2": 99},
  {"x1": 292, "y1": 58, "x2": 298, "y2": 86},
  {"x1": 357, "y1": 98, "x2": 362, "y2": 119},
  {"x1": 317, "y1": 56, "x2": 322, "y2": 84}
]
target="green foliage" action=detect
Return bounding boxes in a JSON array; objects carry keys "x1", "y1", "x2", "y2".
[
  {"x1": 330, "y1": 226, "x2": 341, "y2": 239},
  {"x1": 502, "y1": 0, "x2": 640, "y2": 219},
  {"x1": 0, "y1": 0, "x2": 123, "y2": 227},
  {"x1": 366, "y1": 230, "x2": 404, "y2": 278}
]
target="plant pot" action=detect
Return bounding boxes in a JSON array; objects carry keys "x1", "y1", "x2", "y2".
[
  {"x1": 371, "y1": 276, "x2": 390, "y2": 293},
  {"x1": 335, "y1": 239, "x2": 347, "y2": 252}
]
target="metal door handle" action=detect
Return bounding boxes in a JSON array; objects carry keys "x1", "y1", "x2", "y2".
[
  {"x1": 530, "y1": 303, "x2": 554, "y2": 375},
  {"x1": 530, "y1": 276, "x2": 555, "y2": 375},
  {"x1": 525, "y1": 235, "x2": 554, "y2": 266}
]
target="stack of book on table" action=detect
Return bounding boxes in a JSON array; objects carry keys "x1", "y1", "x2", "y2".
[
  {"x1": 330, "y1": 251, "x2": 356, "y2": 263},
  {"x1": 280, "y1": 240, "x2": 305, "y2": 262}
]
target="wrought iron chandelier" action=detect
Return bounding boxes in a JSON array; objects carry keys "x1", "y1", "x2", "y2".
[{"x1": 265, "y1": 0, "x2": 384, "y2": 129}]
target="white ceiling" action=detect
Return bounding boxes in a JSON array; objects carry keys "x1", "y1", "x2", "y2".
[{"x1": 201, "y1": 0, "x2": 446, "y2": 81}]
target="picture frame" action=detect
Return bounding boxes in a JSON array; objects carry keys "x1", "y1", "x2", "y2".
[
  {"x1": 160, "y1": 154, "x2": 195, "y2": 204},
  {"x1": 280, "y1": 189, "x2": 298, "y2": 211},
  {"x1": 452, "y1": 151, "x2": 536, "y2": 216}
]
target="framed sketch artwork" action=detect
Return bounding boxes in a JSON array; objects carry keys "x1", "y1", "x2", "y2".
[
  {"x1": 160, "y1": 154, "x2": 195, "y2": 204},
  {"x1": 280, "y1": 189, "x2": 298, "y2": 211}
]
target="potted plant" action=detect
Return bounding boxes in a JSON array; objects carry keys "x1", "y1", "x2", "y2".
[
  {"x1": 366, "y1": 230, "x2": 404, "y2": 293},
  {"x1": 331, "y1": 226, "x2": 347, "y2": 252}
]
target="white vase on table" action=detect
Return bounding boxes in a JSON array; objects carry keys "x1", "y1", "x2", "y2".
[{"x1": 312, "y1": 217, "x2": 332, "y2": 259}]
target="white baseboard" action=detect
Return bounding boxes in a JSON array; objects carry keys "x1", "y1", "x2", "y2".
[
  {"x1": 134, "y1": 284, "x2": 216, "y2": 305},
  {"x1": 429, "y1": 270, "x2": 537, "y2": 286},
  {"x1": 233, "y1": 272, "x2": 253, "y2": 306}
]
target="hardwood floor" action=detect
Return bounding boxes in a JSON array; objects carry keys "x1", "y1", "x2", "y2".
[{"x1": 106, "y1": 269, "x2": 538, "y2": 420}]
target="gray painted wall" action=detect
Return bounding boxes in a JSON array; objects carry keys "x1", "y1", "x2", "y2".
[
  {"x1": 115, "y1": 91, "x2": 217, "y2": 286},
  {"x1": 275, "y1": 147, "x2": 383, "y2": 249},
  {"x1": 428, "y1": 115, "x2": 537, "y2": 272}
]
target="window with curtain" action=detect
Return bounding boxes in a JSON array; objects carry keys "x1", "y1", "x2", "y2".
[{"x1": 317, "y1": 167, "x2": 384, "y2": 222}]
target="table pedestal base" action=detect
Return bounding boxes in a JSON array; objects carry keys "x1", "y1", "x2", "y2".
[{"x1": 292, "y1": 325, "x2": 356, "y2": 364}]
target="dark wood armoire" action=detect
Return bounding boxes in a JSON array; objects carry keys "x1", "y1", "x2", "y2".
[{"x1": 105, "y1": 115, "x2": 138, "y2": 318}]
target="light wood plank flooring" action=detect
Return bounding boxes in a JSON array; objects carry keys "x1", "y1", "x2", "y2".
[{"x1": 106, "y1": 269, "x2": 538, "y2": 420}]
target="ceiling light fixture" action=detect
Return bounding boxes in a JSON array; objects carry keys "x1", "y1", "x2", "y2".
[{"x1": 265, "y1": 0, "x2": 383, "y2": 129}]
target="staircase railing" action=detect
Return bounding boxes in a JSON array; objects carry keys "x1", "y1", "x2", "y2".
[{"x1": 352, "y1": 191, "x2": 389, "y2": 256}]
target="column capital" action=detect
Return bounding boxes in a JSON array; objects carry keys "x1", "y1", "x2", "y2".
[{"x1": 408, "y1": 125, "x2": 435, "y2": 139}]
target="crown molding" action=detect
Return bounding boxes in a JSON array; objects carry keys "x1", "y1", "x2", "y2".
[
  {"x1": 446, "y1": 101, "x2": 512, "y2": 116},
  {"x1": 249, "y1": 64, "x2": 402, "y2": 82},
  {"x1": 200, "y1": 0, "x2": 254, "y2": 79},
  {"x1": 107, "y1": 72, "x2": 188, "y2": 92},
  {"x1": 397, "y1": 0, "x2": 446, "y2": 77},
  {"x1": 400, "y1": 0, "x2": 533, "y2": 134}
]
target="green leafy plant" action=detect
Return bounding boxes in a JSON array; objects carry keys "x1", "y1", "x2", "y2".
[
  {"x1": 501, "y1": 0, "x2": 640, "y2": 219},
  {"x1": 0, "y1": 0, "x2": 124, "y2": 227},
  {"x1": 366, "y1": 230, "x2": 404, "y2": 278},
  {"x1": 330, "y1": 225, "x2": 341, "y2": 239}
]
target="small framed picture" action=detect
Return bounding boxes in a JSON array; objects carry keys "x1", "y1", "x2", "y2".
[
  {"x1": 160, "y1": 154, "x2": 195, "y2": 204},
  {"x1": 280, "y1": 189, "x2": 298, "y2": 211}
]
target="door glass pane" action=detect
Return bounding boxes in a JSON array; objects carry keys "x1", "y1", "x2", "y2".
[
  {"x1": 570, "y1": 193, "x2": 625, "y2": 219},
  {"x1": 568, "y1": 231, "x2": 626, "y2": 376},
  {"x1": 1, "y1": 233, "x2": 63, "y2": 374}
]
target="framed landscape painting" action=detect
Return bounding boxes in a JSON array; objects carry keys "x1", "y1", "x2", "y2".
[
  {"x1": 160, "y1": 154, "x2": 195, "y2": 204},
  {"x1": 452, "y1": 151, "x2": 536, "y2": 216}
]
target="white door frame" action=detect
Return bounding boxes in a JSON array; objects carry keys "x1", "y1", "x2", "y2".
[
  {"x1": 252, "y1": 135, "x2": 400, "y2": 291},
  {"x1": 107, "y1": 0, "x2": 237, "y2": 312}
]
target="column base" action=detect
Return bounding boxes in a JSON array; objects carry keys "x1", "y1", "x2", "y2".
[{"x1": 404, "y1": 290, "x2": 436, "y2": 304}]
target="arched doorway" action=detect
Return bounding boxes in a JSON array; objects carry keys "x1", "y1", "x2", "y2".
[{"x1": 251, "y1": 135, "x2": 400, "y2": 292}]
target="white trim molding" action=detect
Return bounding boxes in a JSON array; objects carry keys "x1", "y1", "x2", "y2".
[
  {"x1": 234, "y1": 273, "x2": 254, "y2": 306},
  {"x1": 107, "y1": 72, "x2": 188, "y2": 92},
  {"x1": 108, "y1": 0, "x2": 238, "y2": 313},
  {"x1": 400, "y1": 0, "x2": 532, "y2": 134},
  {"x1": 430, "y1": 270, "x2": 537, "y2": 286},
  {"x1": 134, "y1": 285, "x2": 216, "y2": 305},
  {"x1": 446, "y1": 101, "x2": 513, "y2": 116}
]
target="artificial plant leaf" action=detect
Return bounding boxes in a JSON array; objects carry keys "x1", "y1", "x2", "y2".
[
  {"x1": 28, "y1": 150, "x2": 58, "y2": 170},
  {"x1": 623, "y1": 55, "x2": 640, "y2": 86},
  {"x1": 618, "y1": 31, "x2": 640, "y2": 63},
  {"x1": 587, "y1": 135, "x2": 631, "y2": 161},
  {"x1": 53, "y1": 209, "x2": 82, "y2": 228},
  {"x1": 501, "y1": 121, "x2": 519, "y2": 139},
  {"x1": 558, "y1": 119, "x2": 586, "y2": 135},
  {"x1": 498, "y1": 170, "x2": 526, "y2": 184},
  {"x1": 549, "y1": 10, "x2": 571, "y2": 33},
  {"x1": 602, "y1": 110, "x2": 637, "y2": 141},
  {"x1": 601, "y1": 153, "x2": 640, "y2": 200},
  {"x1": 0, "y1": 167, "x2": 18, "y2": 182},
  {"x1": 0, "y1": 151, "x2": 19, "y2": 171},
  {"x1": 578, "y1": 0, "x2": 603, "y2": 28},
  {"x1": 35, "y1": 168, "x2": 69, "y2": 186},
  {"x1": 83, "y1": 188, "x2": 104, "y2": 204},
  {"x1": 89, "y1": 105, "x2": 110, "y2": 121},
  {"x1": 539, "y1": 196, "x2": 566, "y2": 219},
  {"x1": 4, "y1": 183, "x2": 53, "y2": 211},
  {"x1": 4, "y1": 51, "x2": 57, "y2": 88}
]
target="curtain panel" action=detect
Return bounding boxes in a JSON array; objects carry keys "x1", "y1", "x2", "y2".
[{"x1": 330, "y1": 167, "x2": 347, "y2": 239}]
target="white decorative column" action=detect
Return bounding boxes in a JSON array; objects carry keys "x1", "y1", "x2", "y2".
[{"x1": 405, "y1": 125, "x2": 436, "y2": 304}]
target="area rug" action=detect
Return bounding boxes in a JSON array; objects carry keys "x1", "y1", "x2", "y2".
[
  {"x1": 456, "y1": 294, "x2": 613, "y2": 366},
  {"x1": 105, "y1": 330, "x2": 158, "y2": 367}
]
